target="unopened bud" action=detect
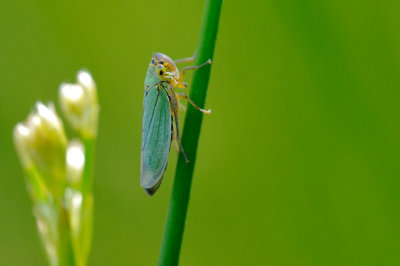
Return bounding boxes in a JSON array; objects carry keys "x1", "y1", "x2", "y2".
[
  {"x1": 13, "y1": 102, "x2": 67, "y2": 196},
  {"x1": 59, "y1": 70, "x2": 99, "y2": 139},
  {"x1": 66, "y1": 140, "x2": 85, "y2": 188}
]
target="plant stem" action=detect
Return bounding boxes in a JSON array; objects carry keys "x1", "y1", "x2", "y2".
[
  {"x1": 79, "y1": 137, "x2": 96, "y2": 266},
  {"x1": 58, "y1": 205, "x2": 75, "y2": 266},
  {"x1": 158, "y1": 1, "x2": 222, "y2": 265},
  {"x1": 82, "y1": 138, "x2": 95, "y2": 196}
]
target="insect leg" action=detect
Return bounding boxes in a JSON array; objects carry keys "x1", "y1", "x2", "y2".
[
  {"x1": 174, "y1": 52, "x2": 196, "y2": 64},
  {"x1": 175, "y1": 59, "x2": 211, "y2": 89},
  {"x1": 177, "y1": 92, "x2": 211, "y2": 114},
  {"x1": 167, "y1": 89, "x2": 189, "y2": 163},
  {"x1": 178, "y1": 102, "x2": 187, "y2": 112},
  {"x1": 171, "y1": 115, "x2": 180, "y2": 155},
  {"x1": 173, "y1": 112, "x2": 189, "y2": 163}
]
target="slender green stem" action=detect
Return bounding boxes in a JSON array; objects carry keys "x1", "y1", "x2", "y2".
[
  {"x1": 81, "y1": 137, "x2": 95, "y2": 196},
  {"x1": 58, "y1": 205, "x2": 75, "y2": 266},
  {"x1": 158, "y1": 1, "x2": 222, "y2": 265},
  {"x1": 78, "y1": 136, "x2": 96, "y2": 266}
]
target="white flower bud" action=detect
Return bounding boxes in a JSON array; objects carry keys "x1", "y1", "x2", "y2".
[
  {"x1": 34, "y1": 203, "x2": 58, "y2": 266},
  {"x1": 13, "y1": 102, "x2": 67, "y2": 196},
  {"x1": 66, "y1": 140, "x2": 85, "y2": 188},
  {"x1": 13, "y1": 123, "x2": 33, "y2": 168},
  {"x1": 65, "y1": 188, "x2": 83, "y2": 233},
  {"x1": 59, "y1": 70, "x2": 99, "y2": 139},
  {"x1": 64, "y1": 187, "x2": 93, "y2": 266}
]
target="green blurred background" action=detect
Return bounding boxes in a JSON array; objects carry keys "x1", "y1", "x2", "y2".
[{"x1": 1, "y1": 0, "x2": 400, "y2": 265}]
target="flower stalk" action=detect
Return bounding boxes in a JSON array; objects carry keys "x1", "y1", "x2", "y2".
[{"x1": 13, "y1": 70, "x2": 99, "y2": 266}]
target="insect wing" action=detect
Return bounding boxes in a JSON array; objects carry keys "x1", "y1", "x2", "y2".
[
  {"x1": 141, "y1": 85, "x2": 172, "y2": 195},
  {"x1": 144, "y1": 64, "x2": 160, "y2": 91}
]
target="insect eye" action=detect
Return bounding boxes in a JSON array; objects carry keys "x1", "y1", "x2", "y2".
[{"x1": 151, "y1": 59, "x2": 155, "y2": 64}]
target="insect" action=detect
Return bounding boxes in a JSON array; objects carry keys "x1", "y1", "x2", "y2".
[{"x1": 140, "y1": 52, "x2": 211, "y2": 195}]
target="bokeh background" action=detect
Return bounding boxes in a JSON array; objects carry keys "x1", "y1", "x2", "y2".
[{"x1": 1, "y1": 0, "x2": 400, "y2": 265}]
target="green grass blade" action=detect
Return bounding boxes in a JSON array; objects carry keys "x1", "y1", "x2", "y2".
[{"x1": 158, "y1": 0, "x2": 223, "y2": 265}]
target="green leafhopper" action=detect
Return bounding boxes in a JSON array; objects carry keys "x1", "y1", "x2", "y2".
[{"x1": 140, "y1": 53, "x2": 211, "y2": 195}]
